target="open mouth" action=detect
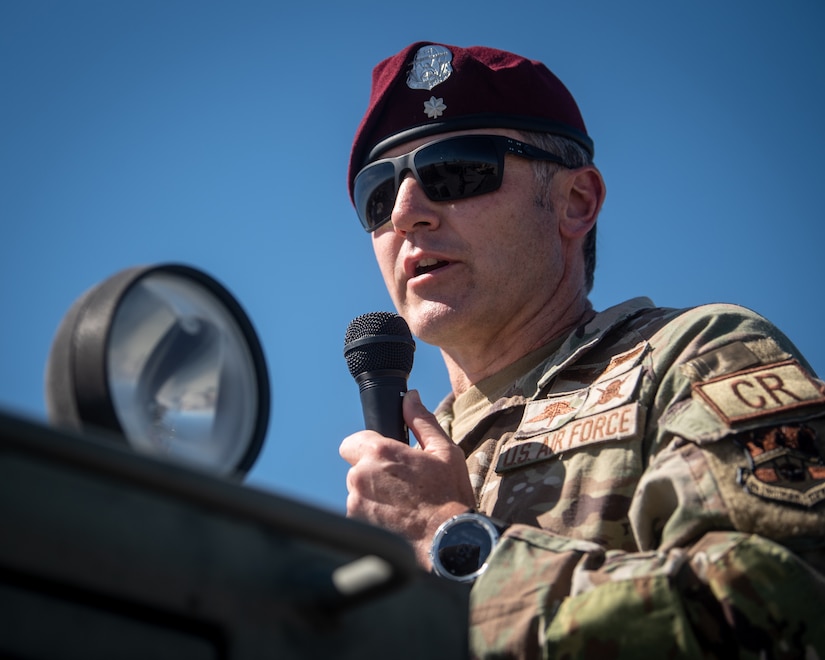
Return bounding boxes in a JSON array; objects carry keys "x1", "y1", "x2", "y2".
[{"x1": 415, "y1": 257, "x2": 450, "y2": 276}]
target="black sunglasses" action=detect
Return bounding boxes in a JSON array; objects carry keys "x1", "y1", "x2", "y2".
[{"x1": 353, "y1": 134, "x2": 568, "y2": 232}]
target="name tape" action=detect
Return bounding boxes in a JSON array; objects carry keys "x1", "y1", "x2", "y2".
[{"x1": 497, "y1": 402, "x2": 643, "y2": 472}]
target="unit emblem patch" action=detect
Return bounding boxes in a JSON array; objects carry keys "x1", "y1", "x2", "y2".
[{"x1": 737, "y1": 424, "x2": 825, "y2": 507}]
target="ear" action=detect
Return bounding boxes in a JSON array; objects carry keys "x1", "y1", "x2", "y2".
[{"x1": 557, "y1": 166, "x2": 606, "y2": 239}]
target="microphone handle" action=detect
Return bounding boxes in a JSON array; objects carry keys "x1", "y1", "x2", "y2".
[{"x1": 356, "y1": 370, "x2": 409, "y2": 444}]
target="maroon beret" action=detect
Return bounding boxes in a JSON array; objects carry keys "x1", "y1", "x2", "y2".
[{"x1": 348, "y1": 41, "x2": 593, "y2": 202}]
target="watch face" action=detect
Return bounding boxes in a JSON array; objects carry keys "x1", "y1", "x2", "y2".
[{"x1": 433, "y1": 516, "x2": 498, "y2": 582}]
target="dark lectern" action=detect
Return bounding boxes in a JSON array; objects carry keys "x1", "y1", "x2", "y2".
[{"x1": 0, "y1": 411, "x2": 468, "y2": 659}]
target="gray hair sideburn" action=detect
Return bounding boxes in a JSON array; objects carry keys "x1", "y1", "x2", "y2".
[{"x1": 519, "y1": 131, "x2": 597, "y2": 294}]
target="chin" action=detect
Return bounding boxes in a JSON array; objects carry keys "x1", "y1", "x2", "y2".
[{"x1": 402, "y1": 300, "x2": 464, "y2": 344}]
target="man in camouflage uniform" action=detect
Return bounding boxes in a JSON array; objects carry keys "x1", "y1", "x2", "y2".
[{"x1": 339, "y1": 41, "x2": 825, "y2": 657}]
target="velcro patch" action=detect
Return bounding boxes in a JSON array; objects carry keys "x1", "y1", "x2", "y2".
[
  {"x1": 497, "y1": 403, "x2": 644, "y2": 472},
  {"x1": 737, "y1": 424, "x2": 825, "y2": 507},
  {"x1": 601, "y1": 341, "x2": 648, "y2": 379},
  {"x1": 693, "y1": 360, "x2": 825, "y2": 426},
  {"x1": 516, "y1": 366, "x2": 643, "y2": 440},
  {"x1": 581, "y1": 365, "x2": 643, "y2": 417},
  {"x1": 516, "y1": 390, "x2": 586, "y2": 437}
]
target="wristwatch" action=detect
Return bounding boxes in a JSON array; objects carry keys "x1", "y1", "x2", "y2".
[{"x1": 429, "y1": 511, "x2": 507, "y2": 583}]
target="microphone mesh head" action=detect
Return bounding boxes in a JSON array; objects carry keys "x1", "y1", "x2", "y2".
[{"x1": 344, "y1": 311, "x2": 415, "y2": 378}]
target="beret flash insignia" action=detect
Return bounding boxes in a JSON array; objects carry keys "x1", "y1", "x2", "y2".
[{"x1": 407, "y1": 44, "x2": 453, "y2": 91}]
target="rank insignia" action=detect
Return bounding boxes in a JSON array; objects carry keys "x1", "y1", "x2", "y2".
[
  {"x1": 737, "y1": 424, "x2": 825, "y2": 507},
  {"x1": 423, "y1": 96, "x2": 446, "y2": 118}
]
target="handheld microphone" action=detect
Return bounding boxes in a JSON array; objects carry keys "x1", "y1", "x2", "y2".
[{"x1": 344, "y1": 312, "x2": 416, "y2": 444}]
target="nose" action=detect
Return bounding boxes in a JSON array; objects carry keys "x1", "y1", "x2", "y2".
[{"x1": 389, "y1": 172, "x2": 441, "y2": 235}]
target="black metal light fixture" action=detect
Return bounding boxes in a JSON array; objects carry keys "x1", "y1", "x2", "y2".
[{"x1": 45, "y1": 264, "x2": 270, "y2": 479}]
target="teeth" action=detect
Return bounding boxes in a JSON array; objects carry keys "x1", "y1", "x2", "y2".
[{"x1": 418, "y1": 258, "x2": 439, "y2": 268}]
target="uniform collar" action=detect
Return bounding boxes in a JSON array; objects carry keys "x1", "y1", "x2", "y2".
[
  {"x1": 435, "y1": 297, "x2": 657, "y2": 435},
  {"x1": 535, "y1": 297, "x2": 655, "y2": 391}
]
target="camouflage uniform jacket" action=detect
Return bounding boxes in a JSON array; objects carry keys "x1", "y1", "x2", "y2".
[{"x1": 434, "y1": 297, "x2": 825, "y2": 658}]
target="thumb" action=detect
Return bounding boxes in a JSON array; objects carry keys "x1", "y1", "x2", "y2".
[{"x1": 403, "y1": 389, "x2": 452, "y2": 452}]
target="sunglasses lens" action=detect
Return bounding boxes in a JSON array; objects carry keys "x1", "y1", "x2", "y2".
[
  {"x1": 354, "y1": 136, "x2": 505, "y2": 231},
  {"x1": 415, "y1": 137, "x2": 502, "y2": 201},
  {"x1": 355, "y1": 161, "x2": 396, "y2": 230}
]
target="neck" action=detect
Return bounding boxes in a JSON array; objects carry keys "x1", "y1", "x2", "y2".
[{"x1": 442, "y1": 294, "x2": 594, "y2": 397}]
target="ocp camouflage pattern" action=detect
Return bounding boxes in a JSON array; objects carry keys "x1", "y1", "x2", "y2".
[{"x1": 435, "y1": 297, "x2": 825, "y2": 658}]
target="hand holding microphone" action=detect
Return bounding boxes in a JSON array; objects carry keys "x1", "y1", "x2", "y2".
[{"x1": 341, "y1": 312, "x2": 475, "y2": 567}]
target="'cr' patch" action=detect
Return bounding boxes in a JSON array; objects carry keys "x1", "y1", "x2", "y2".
[
  {"x1": 693, "y1": 360, "x2": 825, "y2": 426},
  {"x1": 737, "y1": 424, "x2": 825, "y2": 508}
]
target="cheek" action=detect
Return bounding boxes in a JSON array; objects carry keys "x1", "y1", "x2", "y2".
[
  {"x1": 372, "y1": 236, "x2": 401, "y2": 289},
  {"x1": 478, "y1": 200, "x2": 561, "y2": 277}
]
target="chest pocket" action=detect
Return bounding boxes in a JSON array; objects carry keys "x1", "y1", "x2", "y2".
[
  {"x1": 480, "y1": 343, "x2": 651, "y2": 549},
  {"x1": 489, "y1": 400, "x2": 647, "y2": 549}
]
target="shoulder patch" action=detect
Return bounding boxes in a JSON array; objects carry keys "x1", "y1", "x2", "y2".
[
  {"x1": 693, "y1": 360, "x2": 825, "y2": 426},
  {"x1": 736, "y1": 424, "x2": 825, "y2": 507}
]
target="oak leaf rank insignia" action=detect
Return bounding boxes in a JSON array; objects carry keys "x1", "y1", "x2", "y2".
[{"x1": 424, "y1": 96, "x2": 446, "y2": 118}]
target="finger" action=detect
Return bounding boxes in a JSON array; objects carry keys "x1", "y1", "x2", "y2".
[
  {"x1": 403, "y1": 389, "x2": 452, "y2": 452},
  {"x1": 339, "y1": 429, "x2": 383, "y2": 465}
]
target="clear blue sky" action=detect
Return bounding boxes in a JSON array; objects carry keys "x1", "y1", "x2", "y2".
[{"x1": 2, "y1": 0, "x2": 823, "y2": 513}]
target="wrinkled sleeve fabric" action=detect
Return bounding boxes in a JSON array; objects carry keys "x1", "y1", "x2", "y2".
[{"x1": 468, "y1": 304, "x2": 825, "y2": 658}]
